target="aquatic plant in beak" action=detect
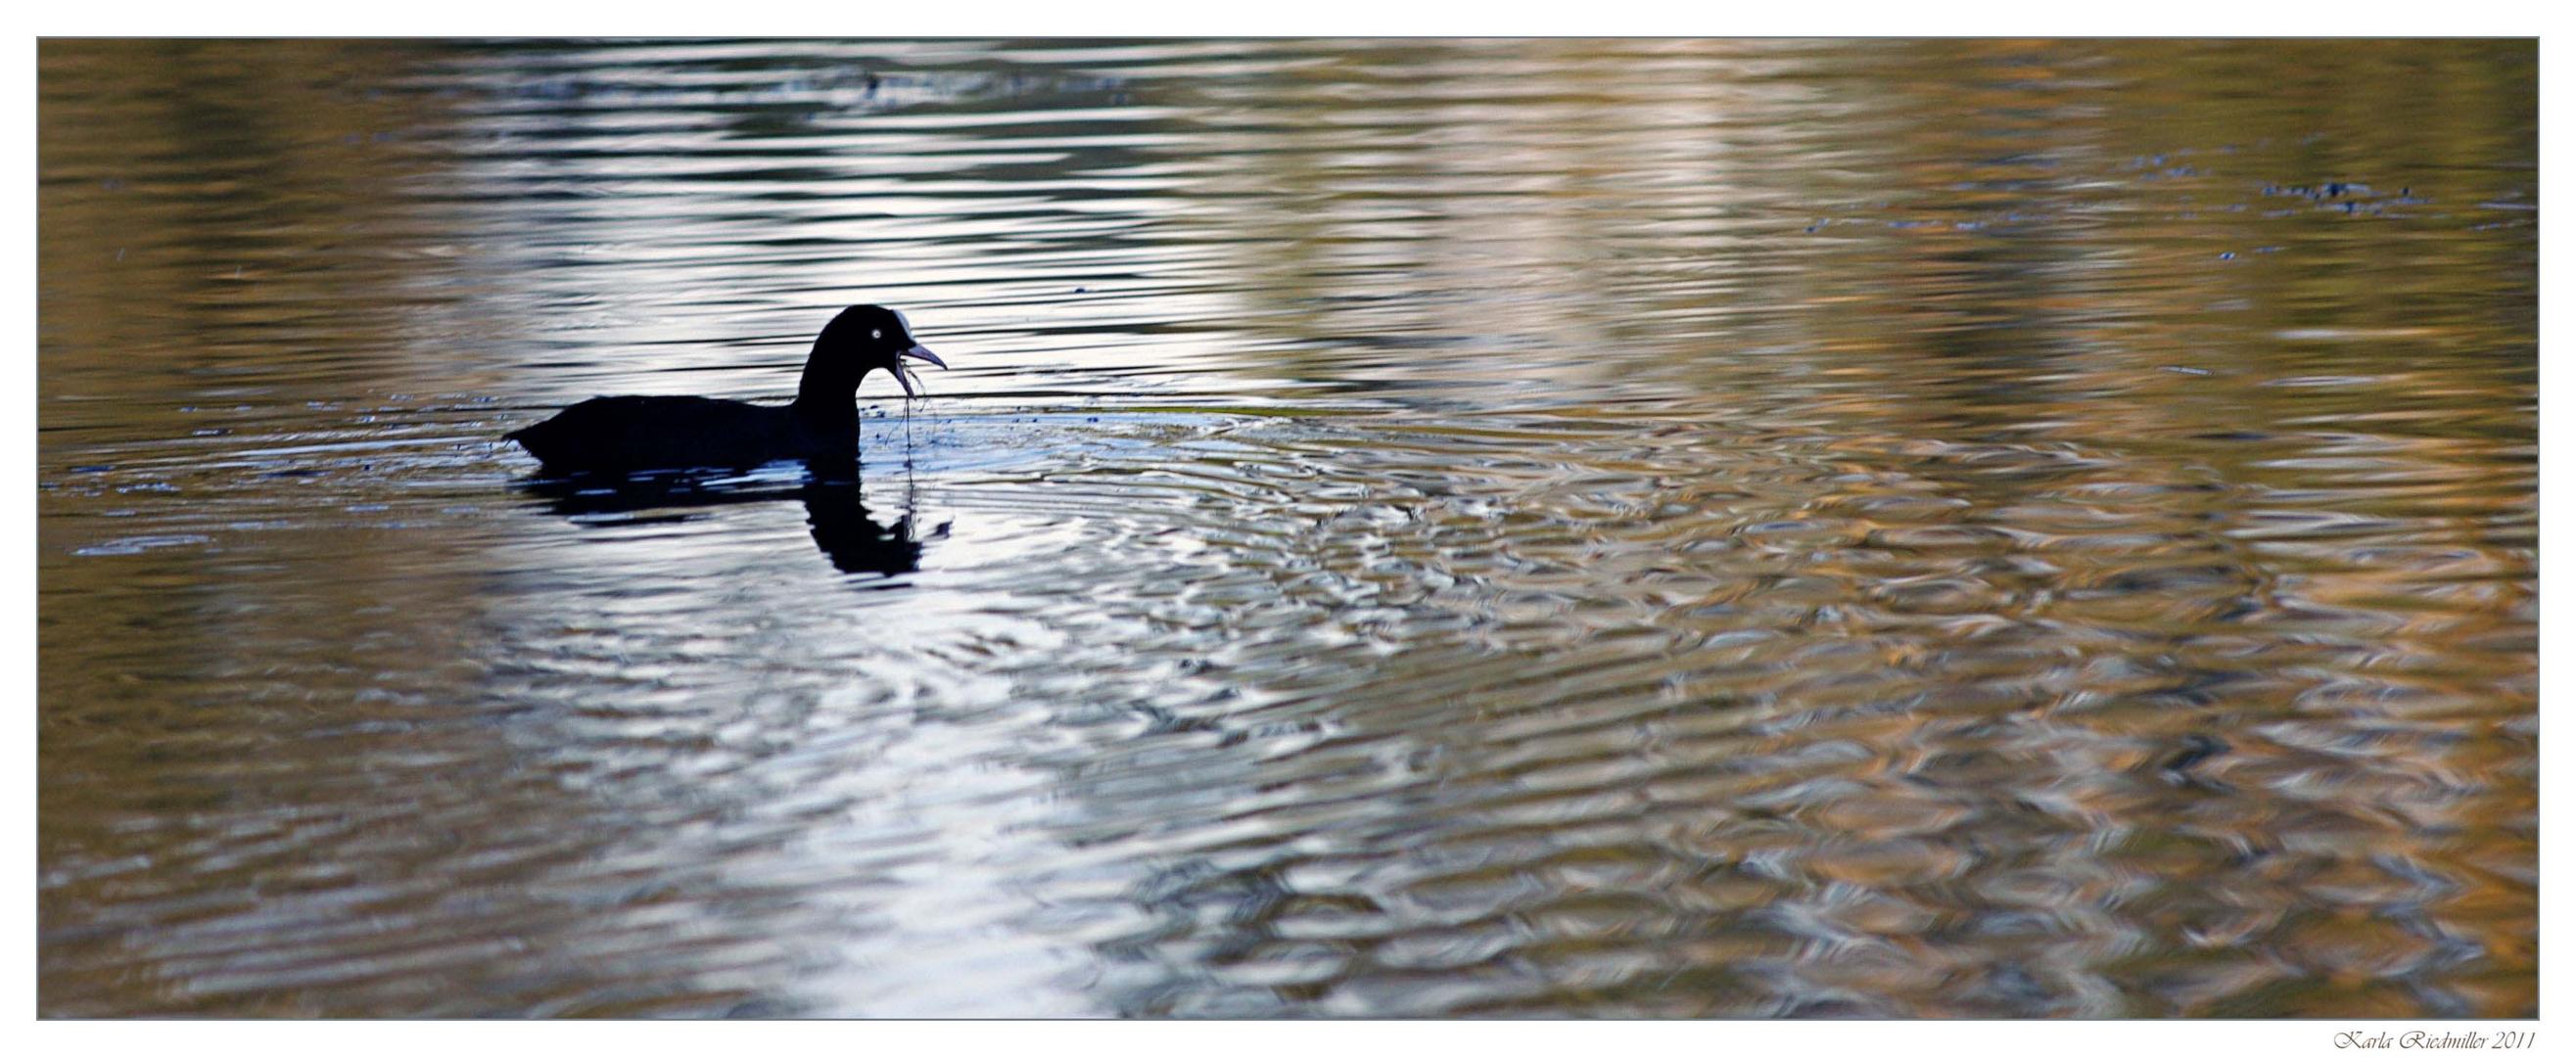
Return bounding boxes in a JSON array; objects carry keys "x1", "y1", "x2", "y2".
[{"x1": 893, "y1": 341, "x2": 947, "y2": 398}]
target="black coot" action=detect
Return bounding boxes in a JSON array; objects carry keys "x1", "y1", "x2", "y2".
[{"x1": 505, "y1": 304, "x2": 947, "y2": 473}]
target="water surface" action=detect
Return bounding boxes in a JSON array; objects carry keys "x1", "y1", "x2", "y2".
[{"x1": 38, "y1": 38, "x2": 2536, "y2": 1017}]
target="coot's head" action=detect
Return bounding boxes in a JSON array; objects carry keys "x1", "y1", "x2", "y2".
[{"x1": 814, "y1": 304, "x2": 949, "y2": 396}]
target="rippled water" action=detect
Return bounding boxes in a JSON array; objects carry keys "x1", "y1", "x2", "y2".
[{"x1": 38, "y1": 39, "x2": 2536, "y2": 1018}]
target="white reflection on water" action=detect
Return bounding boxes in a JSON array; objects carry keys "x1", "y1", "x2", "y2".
[{"x1": 39, "y1": 38, "x2": 2534, "y2": 1017}]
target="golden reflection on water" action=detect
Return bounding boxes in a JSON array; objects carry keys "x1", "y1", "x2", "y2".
[{"x1": 39, "y1": 38, "x2": 2533, "y2": 1017}]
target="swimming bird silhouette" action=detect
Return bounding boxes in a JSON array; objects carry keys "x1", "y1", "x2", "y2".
[{"x1": 504, "y1": 304, "x2": 947, "y2": 473}]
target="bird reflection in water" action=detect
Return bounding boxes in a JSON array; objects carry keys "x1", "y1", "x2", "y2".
[{"x1": 516, "y1": 454, "x2": 942, "y2": 578}]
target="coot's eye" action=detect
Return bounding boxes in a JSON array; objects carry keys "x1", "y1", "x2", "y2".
[{"x1": 870, "y1": 329, "x2": 882, "y2": 340}]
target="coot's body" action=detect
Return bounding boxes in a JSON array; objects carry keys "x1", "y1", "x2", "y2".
[
  {"x1": 505, "y1": 394, "x2": 846, "y2": 472},
  {"x1": 505, "y1": 304, "x2": 945, "y2": 474}
]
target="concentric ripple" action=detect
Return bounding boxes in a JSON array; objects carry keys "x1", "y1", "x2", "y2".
[{"x1": 40, "y1": 39, "x2": 2533, "y2": 1017}]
